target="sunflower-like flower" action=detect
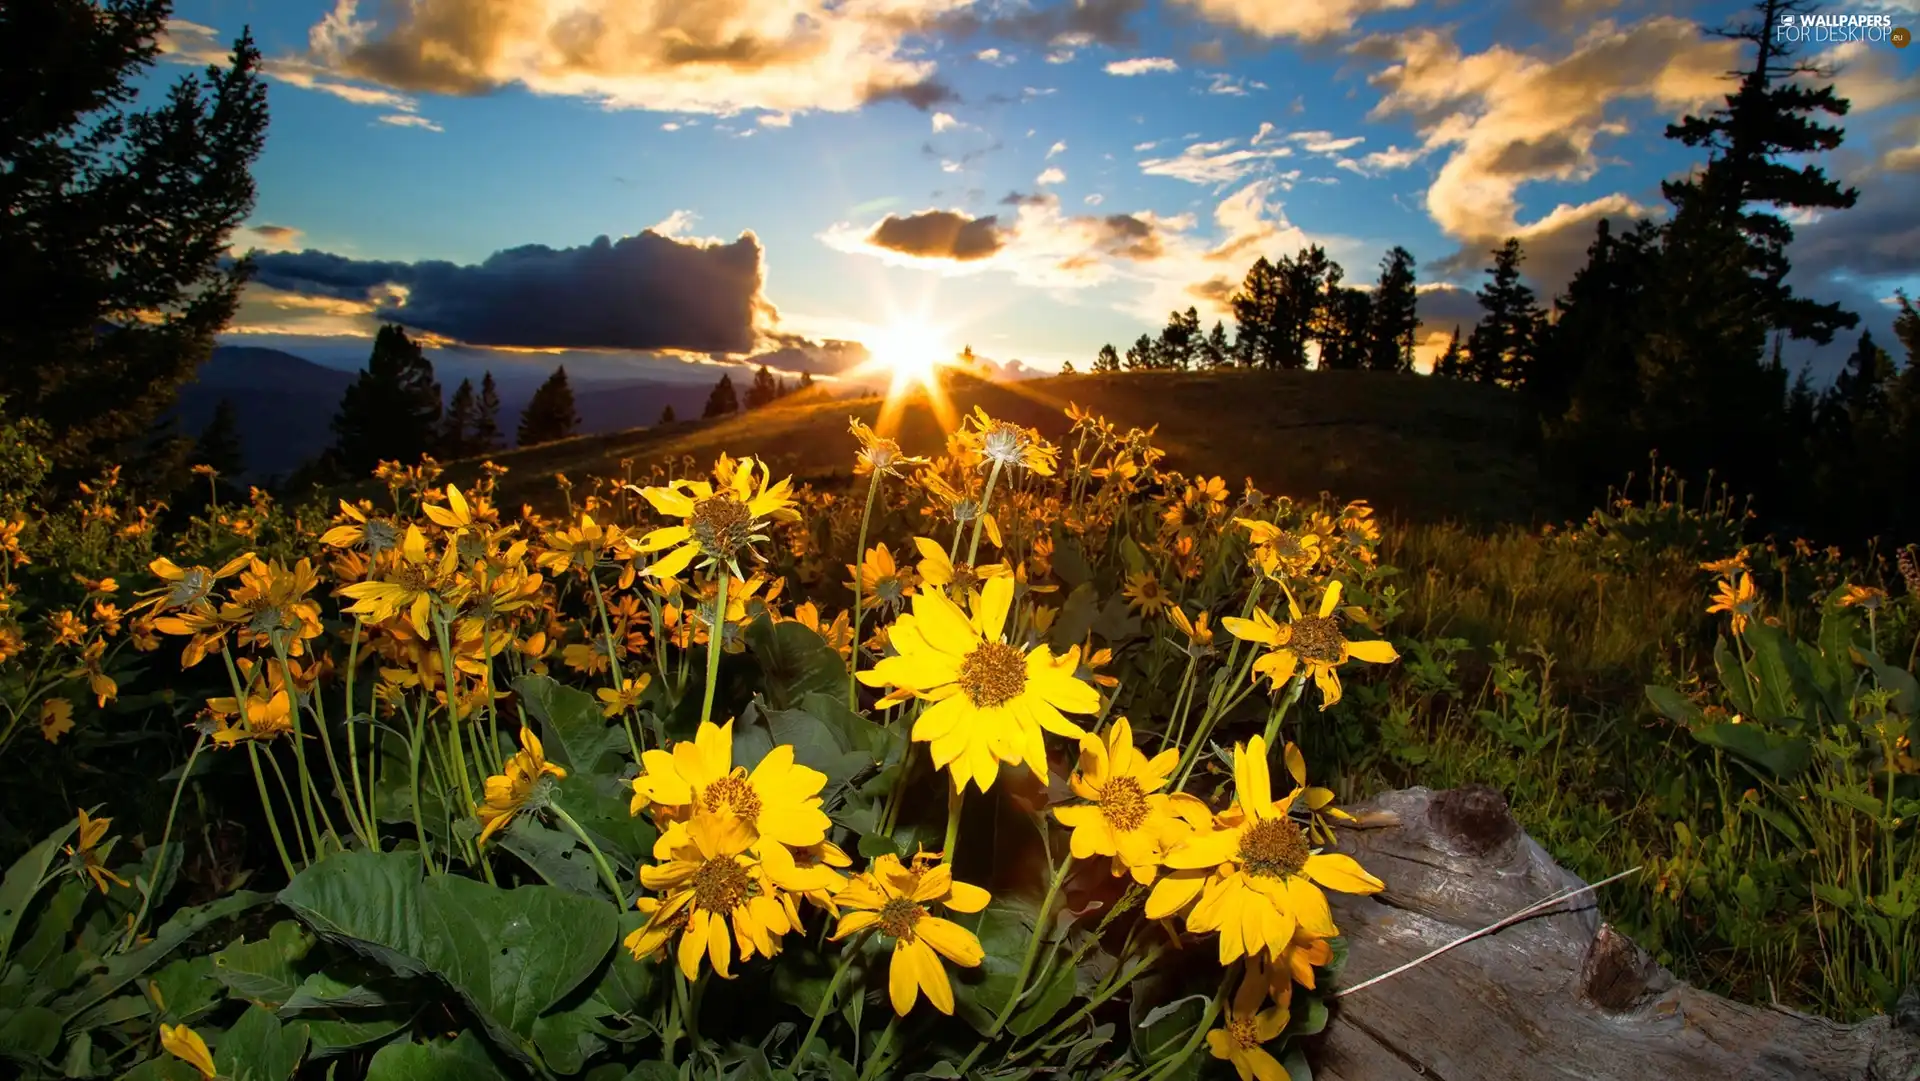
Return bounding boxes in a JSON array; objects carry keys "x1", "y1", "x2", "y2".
[
  {"x1": 911, "y1": 536, "x2": 1008, "y2": 599},
  {"x1": 629, "y1": 719, "x2": 832, "y2": 849},
  {"x1": 850, "y1": 418, "x2": 929, "y2": 478},
  {"x1": 475, "y1": 725, "x2": 567, "y2": 845},
  {"x1": 204, "y1": 685, "x2": 293, "y2": 748},
  {"x1": 1281, "y1": 740, "x2": 1351, "y2": 845},
  {"x1": 1221, "y1": 581, "x2": 1396, "y2": 709},
  {"x1": 1168, "y1": 605, "x2": 1215, "y2": 657},
  {"x1": 1122, "y1": 572, "x2": 1169, "y2": 616},
  {"x1": 831, "y1": 855, "x2": 989, "y2": 1015},
  {"x1": 629, "y1": 457, "x2": 796, "y2": 579},
  {"x1": 66, "y1": 808, "x2": 130, "y2": 894},
  {"x1": 626, "y1": 809, "x2": 838, "y2": 978},
  {"x1": 1206, "y1": 959, "x2": 1292, "y2": 1081},
  {"x1": 597, "y1": 674, "x2": 653, "y2": 717},
  {"x1": 138, "y1": 552, "x2": 254, "y2": 614},
  {"x1": 222, "y1": 557, "x2": 325, "y2": 656},
  {"x1": 337, "y1": 525, "x2": 459, "y2": 637},
  {"x1": 961, "y1": 408, "x2": 1057, "y2": 475},
  {"x1": 319, "y1": 499, "x2": 400, "y2": 556},
  {"x1": 858, "y1": 576, "x2": 1099, "y2": 793},
  {"x1": 1052, "y1": 718, "x2": 1209, "y2": 884},
  {"x1": 1237, "y1": 519, "x2": 1322, "y2": 580},
  {"x1": 1148, "y1": 736, "x2": 1382, "y2": 964},
  {"x1": 160, "y1": 1023, "x2": 217, "y2": 1079},
  {"x1": 848, "y1": 542, "x2": 915, "y2": 609},
  {"x1": 1706, "y1": 573, "x2": 1760, "y2": 635},
  {"x1": 1836, "y1": 584, "x2": 1886, "y2": 612}
]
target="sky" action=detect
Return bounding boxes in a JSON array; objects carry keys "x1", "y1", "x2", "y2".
[{"x1": 161, "y1": 0, "x2": 1920, "y2": 387}]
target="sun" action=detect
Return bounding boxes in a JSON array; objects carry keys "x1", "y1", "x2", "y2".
[{"x1": 867, "y1": 321, "x2": 951, "y2": 391}]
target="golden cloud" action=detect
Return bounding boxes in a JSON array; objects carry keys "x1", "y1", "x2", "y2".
[{"x1": 1172, "y1": 0, "x2": 1417, "y2": 42}]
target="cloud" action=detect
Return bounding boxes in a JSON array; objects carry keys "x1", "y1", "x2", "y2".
[
  {"x1": 758, "y1": 111, "x2": 794, "y2": 127},
  {"x1": 1288, "y1": 130, "x2": 1365, "y2": 153},
  {"x1": 743, "y1": 336, "x2": 872, "y2": 376},
  {"x1": 1048, "y1": 140, "x2": 1068, "y2": 158},
  {"x1": 940, "y1": 0, "x2": 1145, "y2": 48},
  {"x1": 1106, "y1": 57, "x2": 1180, "y2": 76},
  {"x1": 1140, "y1": 136, "x2": 1293, "y2": 186},
  {"x1": 976, "y1": 48, "x2": 1014, "y2": 66},
  {"x1": 378, "y1": 113, "x2": 444, "y2": 130},
  {"x1": 161, "y1": 18, "x2": 445, "y2": 125},
  {"x1": 932, "y1": 111, "x2": 961, "y2": 132},
  {"x1": 649, "y1": 209, "x2": 700, "y2": 238},
  {"x1": 233, "y1": 224, "x2": 305, "y2": 254},
  {"x1": 1359, "y1": 18, "x2": 1739, "y2": 290},
  {"x1": 247, "y1": 229, "x2": 772, "y2": 353},
  {"x1": 1792, "y1": 167, "x2": 1920, "y2": 281},
  {"x1": 1036, "y1": 166, "x2": 1067, "y2": 185},
  {"x1": 864, "y1": 210, "x2": 1009, "y2": 261},
  {"x1": 1203, "y1": 72, "x2": 1267, "y2": 96},
  {"x1": 301, "y1": 0, "x2": 962, "y2": 119},
  {"x1": 1172, "y1": 0, "x2": 1418, "y2": 42},
  {"x1": 1085, "y1": 193, "x2": 1105, "y2": 206}
]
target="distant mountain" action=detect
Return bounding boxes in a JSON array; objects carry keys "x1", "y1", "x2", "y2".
[{"x1": 172, "y1": 346, "x2": 717, "y2": 480}]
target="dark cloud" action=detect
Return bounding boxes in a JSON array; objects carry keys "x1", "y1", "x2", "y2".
[
  {"x1": 866, "y1": 210, "x2": 1008, "y2": 261},
  {"x1": 1094, "y1": 213, "x2": 1166, "y2": 260},
  {"x1": 940, "y1": 0, "x2": 1146, "y2": 46},
  {"x1": 1790, "y1": 170, "x2": 1920, "y2": 281},
  {"x1": 746, "y1": 337, "x2": 873, "y2": 376},
  {"x1": 1485, "y1": 133, "x2": 1586, "y2": 177},
  {"x1": 251, "y1": 224, "x2": 300, "y2": 242},
  {"x1": 865, "y1": 78, "x2": 959, "y2": 110},
  {"x1": 1000, "y1": 190, "x2": 1058, "y2": 207},
  {"x1": 251, "y1": 230, "x2": 768, "y2": 353}
]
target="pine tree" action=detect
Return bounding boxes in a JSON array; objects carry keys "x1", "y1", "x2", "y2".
[
  {"x1": 1663, "y1": 0, "x2": 1859, "y2": 345},
  {"x1": 192, "y1": 398, "x2": 245, "y2": 477},
  {"x1": 1317, "y1": 288, "x2": 1373, "y2": 370},
  {"x1": 1432, "y1": 327, "x2": 1467, "y2": 378},
  {"x1": 703, "y1": 374, "x2": 740, "y2": 418},
  {"x1": 440, "y1": 378, "x2": 477, "y2": 458},
  {"x1": 1093, "y1": 344, "x2": 1122, "y2": 373},
  {"x1": 1202, "y1": 322, "x2": 1232, "y2": 369},
  {"x1": 0, "y1": 6, "x2": 271, "y2": 486},
  {"x1": 1123, "y1": 334, "x2": 1158, "y2": 371},
  {"x1": 1156, "y1": 308, "x2": 1202, "y2": 370},
  {"x1": 1539, "y1": 218, "x2": 1663, "y2": 490},
  {"x1": 1368, "y1": 247, "x2": 1419, "y2": 372},
  {"x1": 517, "y1": 366, "x2": 580, "y2": 446},
  {"x1": 745, "y1": 364, "x2": 781, "y2": 409},
  {"x1": 473, "y1": 372, "x2": 504, "y2": 453},
  {"x1": 1288, "y1": 246, "x2": 1342, "y2": 369},
  {"x1": 659, "y1": 404, "x2": 677, "y2": 425},
  {"x1": 1060, "y1": 361, "x2": 1076, "y2": 375},
  {"x1": 799, "y1": 371, "x2": 815, "y2": 390},
  {"x1": 330, "y1": 324, "x2": 444, "y2": 478},
  {"x1": 1230, "y1": 257, "x2": 1287, "y2": 368},
  {"x1": 1464, "y1": 240, "x2": 1543, "y2": 388}
]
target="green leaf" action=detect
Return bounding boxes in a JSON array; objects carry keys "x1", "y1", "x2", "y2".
[
  {"x1": 514, "y1": 674, "x2": 626, "y2": 774},
  {"x1": 953, "y1": 896, "x2": 1042, "y2": 1036},
  {"x1": 1859, "y1": 649, "x2": 1919, "y2": 716},
  {"x1": 500, "y1": 819, "x2": 601, "y2": 897},
  {"x1": 745, "y1": 617, "x2": 848, "y2": 710},
  {"x1": 13, "y1": 877, "x2": 87, "y2": 981},
  {"x1": 531, "y1": 996, "x2": 612, "y2": 1075},
  {"x1": 147, "y1": 956, "x2": 226, "y2": 1025},
  {"x1": 305, "y1": 1013, "x2": 410, "y2": 1060},
  {"x1": 67, "y1": 990, "x2": 155, "y2": 1036},
  {"x1": 1006, "y1": 958, "x2": 1074, "y2": 1037},
  {"x1": 0, "y1": 1005, "x2": 61, "y2": 1059},
  {"x1": 365, "y1": 1032, "x2": 509, "y2": 1081},
  {"x1": 552, "y1": 772, "x2": 656, "y2": 869},
  {"x1": 1689, "y1": 721, "x2": 1811, "y2": 778},
  {"x1": 624, "y1": 1062, "x2": 679, "y2": 1081},
  {"x1": 1742, "y1": 623, "x2": 1809, "y2": 726},
  {"x1": 763, "y1": 705, "x2": 878, "y2": 793},
  {"x1": 52, "y1": 891, "x2": 271, "y2": 1024},
  {"x1": 1283, "y1": 993, "x2": 1329, "y2": 1037},
  {"x1": 592, "y1": 913, "x2": 659, "y2": 1019},
  {"x1": 0, "y1": 818, "x2": 79, "y2": 967},
  {"x1": 216, "y1": 1004, "x2": 309, "y2": 1081},
  {"x1": 1714, "y1": 636, "x2": 1754, "y2": 718},
  {"x1": 1643, "y1": 685, "x2": 1702, "y2": 726},
  {"x1": 212, "y1": 921, "x2": 313, "y2": 1008},
  {"x1": 278, "y1": 851, "x2": 435, "y2": 980},
  {"x1": 280, "y1": 967, "x2": 393, "y2": 1015},
  {"x1": 1050, "y1": 532, "x2": 1093, "y2": 590},
  {"x1": 1049, "y1": 584, "x2": 1099, "y2": 652}
]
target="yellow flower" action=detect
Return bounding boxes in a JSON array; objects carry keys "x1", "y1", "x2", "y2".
[
  {"x1": 1147, "y1": 736, "x2": 1383, "y2": 965},
  {"x1": 630, "y1": 456, "x2": 796, "y2": 579},
  {"x1": 1168, "y1": 605, "x2": 1214, "y2": 655},
  {"x1": 630, "y1": 719, "x2": 833, "y2": 849},
  {"x1": 66, "y1": 809, "x2": 130, "y2": 894},
  {"x1": 831, "y1": 856, "x2": 989, "y2": 1016},
  {"x1": 1707, "y1": 573, "x2": 1760, "y2": 635},
  {"x1": 788, "y1": 602, "x2": 853, "y2": 660},
  {"x1": 1282, "y1": 741, "x2": 1351, "y2": 846},
  {"x1": 1206, "y1": 960, "x2": 1292, "y2": 1081},
  {"x1": 475, "y1": 725, "x2": 568, "y2": 846},
  {"x1": 537, "y1": 513, "x2": 624, "y2": 579},
  {"x1": 1122, "y1": 572, "x2": 1169, "y2": 616},
  {"x1": 911, "y1": 536, "x2": 1008, "y2": 599},
  {"x1": 1237, "y1": 519, "x2": 1321, "y2": 579},
  {"x1": 858, "y1": 576, "x2": 1100, "y2": 793},
  {"x1": 1698, "y1": 549, "x2": 1749, "y2": 575},
  {"x1": 160, "y1": 1022, "x2": 217, "y2": 1079},
  {"x1": 848, "y1": 542, "x2": 915, "y2": 609},
  {"x1": 626, "y1": 809, "x2": 835, "y2": 979},
  {"x1": 140, "y1": 552, "x2": 254, "y2": 613},
  {"x1": 319, "y1": 499, "x2": 401, "y2": 555},
  {"x1": 597, "y1": 674, "x2": 652, "y2": 717},
  {"x1": 1052, "y1": 718, "x2": 1210, "y2": 884},
  {"x1": 961, "y1": 408, "x2": 1057, "y2": 475},
  {"x1": 1221, "y1": 581, "x2": 1396, "y2": 709},
  {"x1": 1837, "y1": 584, "x2": 1886, "y2": 612},
  {"x1": 337, "y1": 525, "x2": 458, "y2": 637},
  {"x1": 40, "y1": 698, "x2": 74, "y2": 744},
  {"x1": 204, "y1": 687, "x2": 294, "y2": 748},
  {"x1": 850, "y1": 418, "x2": 929, "y2": 477}
]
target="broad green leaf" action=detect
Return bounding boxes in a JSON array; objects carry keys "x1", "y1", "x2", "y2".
[
  {"x1": 1714, "y1": 636, "x2": 1754, "y2": 718},
  {"x1": 212, "y1": 921, "x2": 314, "y2": 1007},
  {"x1": 1006, "y1": 957, "x2": 1074, "y2": 1038},
  {"x1": 13, "y1": 877, "x2": 87, "y2": 980},
  {"x1": 953, "y1": 896, "x2": 1042, "y2": 1036},
  {"x1": 117, "y1": 1055, "x2": 204, "y2": 1081},
  {"x1": 280, "y1": 967, "x2": 394, "y2": 1015},
  {"x1": 52, "y1": 891, "x2": 271, "y2": 1024},
  {"x1": 279, "y1": 851, "x2": 434, "y2": 980},
  {"x1": 1049, "y1": 584, "x2": 1099, "y2": 652},
  {"x1": 1643, "y1": 685, "x2": 1701, "y2": 727},
  {"x1": 216, "y1": 1004, "x2": 309, "y2": 1081},
  {"x1": 625, "y1": 1062, "x2": 679, "y2": 1081},
  {"x1": 531, "y1": 995, "x2": 612, "y2": 1075},
  {"x1": 306, "y1": 1013, "x2": 410, "y2": 1060},
  {"x1": 1689, "y1": 721, "x2": 1811, "y2": 778},
  {"x1": 799, "y1": 691, "x2": 903, "y2": 763},
  {"x1": 1283, "y1": 993, "x2": 1329, "y2": 1037},
  {"x1": 514, "y1": 675, "x2": 625, "y2": 774},
  {"x1": 67, "y1": 990, "x2": 155, "y2": 1035},
  {"x1": 593, "y1": 912, "x2": 659, "y2": 1019},
  {"x1": 552, "y1": 771, "x2": 657, "y2": 870},
  {"x1": 500, "y1": 818, "x2": 601, "y2": 897},
  {"x1": 745, "y1": 617, "x2": 847, "y2": 710},
  {"x1": 146, "y1": 956, "x2": 225, "y2": 1025},
  {"x1": 1859, "y1": 649, "x2": 1919, "y2": 716},
  {"x1": 1742, "y1": 624, "x2": 1806, "y2": 726},
  {"x1": 0, "y1": 1004, "x2": 60, "y2": 1058},
  {"x1": 763, "y1": 706, "x2": 876, "y2": 793},
  {"x1": 0, "y1": 819, "x2": 78, "y2": 967},
  {"x1": 1050, "y1": 532, "x2": 1093, "y2": 590},
  {"x1": 365, "y1": 1032, "x2": 509, "y2": 1081}
]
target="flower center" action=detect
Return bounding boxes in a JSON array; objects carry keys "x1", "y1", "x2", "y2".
[
  {"x1": 1100, "y1": 777, "x2": 1149, "y2": 832},
  {"x1": 878, "y1": 896, "x2": 926, "y2": 940},
  {"x1": 701, "y1": 773, "x2": 763, "y2": 822},
  {"x1": 394, "y1": 562, "x2": 434, "y2": 592},
  {"x1": 690, "y1": 855, "x2": 753, "y2": 913},
  {"x1": 874, "y1": 575, "x2": 907, "y2": 605},
  {"x1": 691, "y1": 495, "x2": 753, "y2": 558},
  {"x1": 1272, "y1": 531, "x2": 1305, "y2": 559},
  {"x1": 949, "y1": 562, "x2": 981, "y2": 595},
  {"x1": 1228, "y1": 1016, "x2": 1262, "y2": 1049},
  {"x1": 1238, "y1": 817, "x2": 1310, "y2": 879},
  {"x1": 364, "y1": 518, "x2": 399, "y2": 555},
  {"x1": 165, "y1": 569, "x2": 210, "y2": 609},
  {"x1": 1285, "y1": 616, "x2": 1343, "y2": 665},
  {"x1": 959, "y1": 641, "x2": 1027, "y2": 708},
  {"x1": 863, "y1": 438, "x2": 902, "y2": 471},
  {"x1": 982, "y1": 423, "x2": 1028, "y2": 465}
]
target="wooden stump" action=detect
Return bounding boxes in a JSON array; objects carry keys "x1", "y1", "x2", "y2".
[{"x1": 1314, "y1": 786, "x2": 1920, "y2": 1081}]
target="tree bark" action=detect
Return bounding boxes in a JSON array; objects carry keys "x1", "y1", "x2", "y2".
[{"x1": 1316, "y1": 785, "x2": 1920, "y2": 1081}]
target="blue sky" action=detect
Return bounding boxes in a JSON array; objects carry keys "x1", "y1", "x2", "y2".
[{"x1": 163, "y1": 0, "x2": 1919, "y2": 384}]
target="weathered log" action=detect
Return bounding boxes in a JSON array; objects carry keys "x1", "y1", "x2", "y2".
[{"x1": 1315, "y1": 786, "x2": 1920, "y2": 1081}]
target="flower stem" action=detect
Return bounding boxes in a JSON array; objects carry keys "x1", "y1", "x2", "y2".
[
  {"x1": 849, "y1": 472, "x2": 882, "y2": 708},
  {"x1": 940, "y1": 776, "x2": 964, "y2": 865},
  {"x1": 967, "y1": 460, "x2": 1005, "y2": 566},
  {"x1": 700, "y1": 572, "x2": 731, "y2": 728},
  {"x1": 858, "y1": 1012, "x2": 902, "y2": 1081},
  {"x1": 795, "y1": 939, "x2": 862, "y2": 1066},
  {"x1": 1141, "y1": 970, "x2": 1232, "y2": 1081},
  {"x1": 122, "y1": 733, "x2": 206, "y2": 951},
  {"x1": 550, "y1": 803, "x2": 626, "y2": 907},
  {"x1": 1260, "y1": 674, "x2": 1307, "y2": 748},
  {"x1": 589, "y1": 566, "x2": 644, "y2": 763},
  {"x1": 956, "y1": 835, "x2": 1071, "y2": 1071}
]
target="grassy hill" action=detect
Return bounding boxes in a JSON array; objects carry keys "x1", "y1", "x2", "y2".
[{"x1": 420, "y1": 369, "x2": 1559, "y2": 527}]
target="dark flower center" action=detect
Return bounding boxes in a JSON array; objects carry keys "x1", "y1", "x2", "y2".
[
  {"x1": 1285, "y1": 616, "x2": 1343, "y2": 664},
  {"x1": 1100, "y1": 777, "x2": 1149, "y2": 832},
  {"x1": 691, "y1": 855, "x2": 752, "y2": 912},
  {"x1": 691, "y1": 495, "x2": 754, "y2": 558},
  {"x1": 1238, "y1": 817, "x2": 1310, "y2": 879},
  {"x1": 701, "y1": 773, "x2": 763, "y2": 822},
  {"x1": 959, "y1": 641, "x2": 1027, "y2": 708},
  {"x1": 878, "y1": 896, "x2": 926, "y2": 940}
]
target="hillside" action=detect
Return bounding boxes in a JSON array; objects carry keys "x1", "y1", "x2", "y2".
[{"x1": 417, "y1": 369, "x2": 1558, "y2": 527}]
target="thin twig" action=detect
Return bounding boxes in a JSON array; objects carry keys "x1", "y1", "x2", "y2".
[{"x1": 1331, "y1": 865, "x2": 1643, "y2": 999}]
